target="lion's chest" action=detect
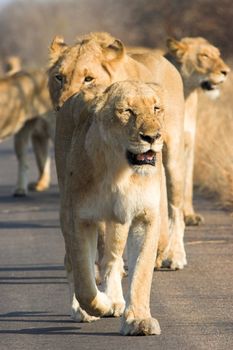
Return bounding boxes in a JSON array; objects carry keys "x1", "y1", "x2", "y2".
[{"x1": 78, "y1": 177, "x2": 159, "y2": 224}]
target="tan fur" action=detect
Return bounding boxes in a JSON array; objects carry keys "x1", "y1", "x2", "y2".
[
  {"x1": 57, "y1": 81, "x2": 166, "y2": 335},
  {"x1": 14, "y1": 112, "x2": 56, "y2": 196},
  {"x1": 127, "y1": 46, "x2": 164, "y2": 56},
  {"x1": 49, "y1": 32, "x2": 186, "y2": 273},
  {"x1": 0, "y1": 70, "x2": 50, "y2": 141},
  {"x1": 0, "y1": 69, "x2": 52, "y2": 196},
  {"x1": 166, "y1": 37, "x2": 230, "y2": 225},
  {"x1": 128, "y1": 38, "x2": 230, "y2": 225},
  {"x1": 3, "y1": 56, "x2": 22, "y2": 76}
]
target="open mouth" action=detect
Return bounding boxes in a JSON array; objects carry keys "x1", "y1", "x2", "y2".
[
  {"x1": 201, "y1": 81, "x2": 217, "y2": 91},
  {"x1": 126, "y1": 150, "x2": 156, "y2": 166}
]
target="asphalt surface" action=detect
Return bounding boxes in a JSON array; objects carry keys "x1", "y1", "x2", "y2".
[{"x1": 0, "y1": 138, "x2": 232, "y2": 350}]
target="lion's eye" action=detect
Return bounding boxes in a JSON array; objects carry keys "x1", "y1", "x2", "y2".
[
  {"x1": 154, "y1": 105, "x2": 160, "y2": 112},
  {"x1": 116, "y1": 108, "x2": 135, "y2": 117},
  {"x1": 125, "y1": 108, "x2": 135, "y2": 115},
  {"x1": 84, "y1": 76, "x2": 94, "y2": 83},
  {"x1": 55, "y1": 74, "x2": 64, "y2": 84},
  {"x1": 200, "y1": 53, "x2": 209, "y2": 59}
]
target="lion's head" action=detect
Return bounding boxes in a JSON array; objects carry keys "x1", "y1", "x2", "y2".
[
  {"x1": 87, "y1": 80, "x2": 164, "y2": 175},
  {"x1": 167, "y1": 37, "x2": 230, "y2": 97},
  {"x1": 48, "y1": 32, "x2": 126, "y2": 110}
]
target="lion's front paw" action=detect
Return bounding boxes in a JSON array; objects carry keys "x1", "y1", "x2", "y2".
[
  {"x1": 184, "y1": 213, "x2": 204, "y2": 226},
  {"x1": 121, "y1": 317, "x2": 161, "y2": 336},
  {"x1": 71, "y1": 296, "x2": 99, "y2": 322},
  {"x1": 13, "y1": 188, "x2": 27, "y2": 197},
  {"x1": 87, "y1": 291, "x2": 113, "y2": 317},
  {"x1": 154, "y1": 249, "x2": 168, "y2": 269},
  {"x1": 71, "y1": 306, "x2": 99, "y2": 323},
  {"x1": 111, "y1": 301, "x2": 125, "y2": 317},
  {"x1": 163, "y1": 251, "x2": 187, "y2": 270},
  {"x1": 28, "y1": 181, "x2": 49, "y2": 192},
  {"x1": 155, "y1": 245, "x2": 187, "y2": 270}
]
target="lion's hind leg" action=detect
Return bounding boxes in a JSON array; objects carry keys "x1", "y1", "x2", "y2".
[
  {"x1": 71, "y1": 220, "x2": 113, "y2": 318},
  {"x1": 101, "y1": 222, "x2": 129, "y2": 317},
  {"x1": 184, "y1": 132, "x2": 204, "y2": 226},
  {"x1": 13, "y1": 122, "x2": 33, "y2": 196},
  {"x1": 163, "y1": 137, "x2": 187, "y2": 270},
  {"x1": 155, "y1": 165, "x2": 170, "y2": 269},
  {"x1": 29, "y1": 125, "x2": 51, "y2": 192},
  {"x1": 64, "y1": 253, "x2": 99, "y2": 323}
]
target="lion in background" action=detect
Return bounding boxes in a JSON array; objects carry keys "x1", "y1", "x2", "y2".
[
  {"x1": 0, "y1": 58, "x2": 54, "y2": 196},
  {"x1": 165, "y1": 37, "x2": 230, "y2": 225},
  {"x1": 194, "y1": 70, "x2": 233, "y2": 210},
  {"x1": 129, "y1": 37, "x2": 230, "y2": 225},
  {"x1": 48, "y1": 31, "x2": 186, "y2": 274},
  {"x1": 0, "y1": 69, "x2": 50, "y2": 143},
  {"x1": 56, "y1": 80, "x2": 166, "y2": 335}
]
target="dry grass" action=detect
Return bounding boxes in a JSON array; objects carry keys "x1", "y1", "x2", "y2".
[{"x1": 194, "y1": 69, "x2": 233, "y2": 210}]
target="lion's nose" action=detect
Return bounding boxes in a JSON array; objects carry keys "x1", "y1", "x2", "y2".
[{"x1": 140, "y1": 132, "x2": 161, "y2": 144}]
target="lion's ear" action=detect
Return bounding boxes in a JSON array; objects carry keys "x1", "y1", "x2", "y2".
[
  {"x1": 49, "y1": 36, "x2": 68, "y2": 66},
  {"x1": 103, "y1": 39, "x2": 125, "y2": 61},
  {"x1": 166, "y1": 38, "x2": 187, "y2": 60}
]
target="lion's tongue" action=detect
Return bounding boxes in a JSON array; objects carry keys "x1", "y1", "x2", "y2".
[{"x1": 136, "y1": 150, "x2": 154, "y2": 161}]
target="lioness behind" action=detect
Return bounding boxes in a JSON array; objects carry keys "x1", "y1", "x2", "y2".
[
  {"x1": 49, "y1": 31, "x2": 186, "y2": 272},
  {"x1": 128, "y1": 37, "x2": 230, "y2": 225},
  {"x1": 165, "y1": 37, "x2": 230, "y2": 225}
]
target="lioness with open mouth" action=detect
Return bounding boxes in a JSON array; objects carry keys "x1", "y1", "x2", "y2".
[{"x1": 57, "y1": 81, "x2": 165, "y2": 335}]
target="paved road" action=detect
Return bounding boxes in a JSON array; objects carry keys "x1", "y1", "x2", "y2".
[{"x1": 0, "y1": 139, "x2": 232, "y2": 350}]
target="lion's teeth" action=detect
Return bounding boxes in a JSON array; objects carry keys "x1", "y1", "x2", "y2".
[{"x1": 136, "y1": 154, "x2": 145, "y2": 161}]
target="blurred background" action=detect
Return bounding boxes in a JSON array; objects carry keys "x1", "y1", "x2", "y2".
[
  {"x1": 0, "y1": 0, "x2": 232, "y2": 67},
  {"x1": 0, "y1": 0, "x2": 232, "y2": 210}
]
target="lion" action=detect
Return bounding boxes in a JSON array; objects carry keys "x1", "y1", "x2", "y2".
[
  {"x1": 128, "y1": 38, "x2": 230, "y2": 225},
  {"x1": 0, "y1": 69, "x2": 50, "y2": 142},
  {"x1": 165, "y1": 37, "x2": 230, "y2": 225},
  {"x1": 48, "y1": 32, "x2": 186, "y2": 274},
  {"x1": 0, "y1": 66, "x2": 53, "y2": 196},
  {"x1": 57, "y1": 80, "x2": 166, "y2": 335}
]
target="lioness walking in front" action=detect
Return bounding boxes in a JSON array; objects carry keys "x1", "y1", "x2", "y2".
[{"x1": 59, "y1": 81, "x2": 165, "y2": 335}]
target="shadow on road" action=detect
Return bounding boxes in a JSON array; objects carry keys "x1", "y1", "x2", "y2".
[
  {"x1": 0, "y1": 311, "x2": 122, "y2": 336},
  {"x1": 0, "y1": 221, "x2": 59, "y2": 229},
  {"x1": 0, "y1": 326, "x2": 81, "y2": 335},
  {"x1": 0, "y1": 265, "x2": 64, "y2": 272}
]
